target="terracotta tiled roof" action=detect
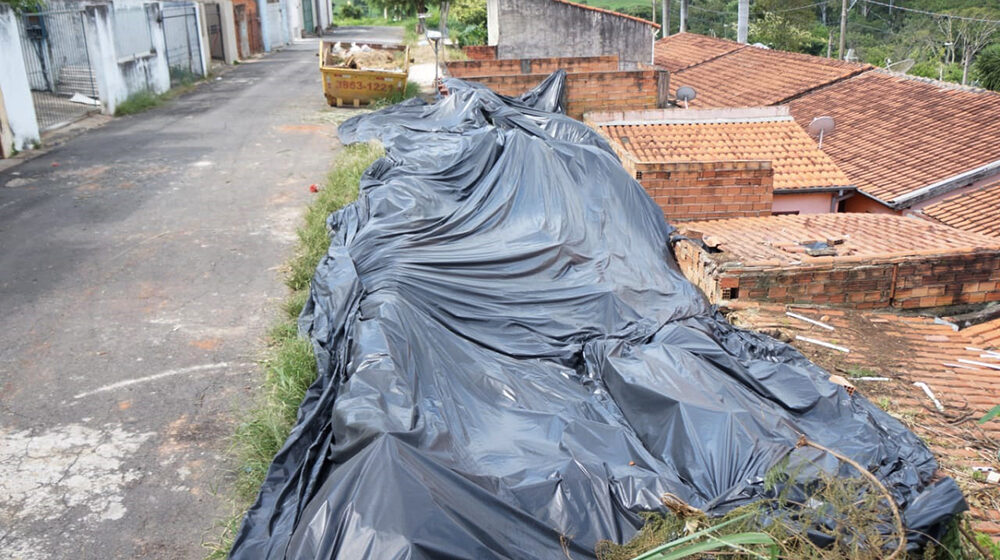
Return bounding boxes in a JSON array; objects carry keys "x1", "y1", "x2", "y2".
[
  {"x1": 653, "y1": 32, "x2": 745, "y2": 72},
  {"x1": 788, "y1": 71, "x2": 1000, "y2": 206},
  {"x1": 922, "y1": 177, "x2": 1000, "y2": 238},
  {"x1": 552, "y1": 0, "x2": 659, "y2": 28},
  {"x1": 729, "y1": 303, "x2": 1000, "y2": 537},
  {"x1": 678, "y1": 213, "x2": 1000, "y2": 267},
  {"x1": 596, "y1": 112, "x2": 851, "y2": 191},
  {"x1": 669, "y1": 43, "x2": 870, "y2": 108}
]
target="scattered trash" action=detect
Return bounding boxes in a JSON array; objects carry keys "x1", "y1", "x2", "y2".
[
  {"x1": 786, "y1": 311, "x2": 834, "y2": 330},
  {"x1": 957, "y1": 358, "x2": 1000, "y2": 371},
  {"x1": 51, "y1": 162, "x2": 59, "y2": 168},
  {"x1": 934, "y1": 317, "x2": 959, "y2": 331},
  {"x1": 69, "y1": 92, "x2": 100, "y2": 106},
  {"x1": 308, "y1": 183, "x2": 319, "y2": 193},
  {"x1": 855, "y1": 376, "x2": 890, "y2": 382},
  {"x1": 914, "y1": 382, "x2": 945, "y2": 413},
  {"x1": 796, "y1": 335, "x2": 850, "y2": 353}
]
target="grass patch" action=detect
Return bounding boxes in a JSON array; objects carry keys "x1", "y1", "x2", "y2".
[
  {"x1": 115, "y1": 69, "x2": 207, "y2": 116},
  {"x1": 369, "y1": 80, "x2": 423, "y2": 109},
  {"x1": 598, "y1": 469, "x2": 994, "y2": 560},
  {"x1": 114, "y1": 90, "x2": 164, "y2": 116},
  {"x1": 203, "y1": 141, "x2": 384, "y2": 559}
]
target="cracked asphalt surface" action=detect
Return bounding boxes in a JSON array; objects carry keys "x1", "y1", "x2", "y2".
[{"x1": 0, "y1": 35, "x2": 375, "y2": 558}]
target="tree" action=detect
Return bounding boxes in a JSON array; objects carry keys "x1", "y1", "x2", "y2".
[
  {"x1": 948, "y1": 8, "x2": 1000, "y2": 85},
  {"x1": 975, "y1": 43, "x2": 1000, "y2": 90},
  {"x1": 749, "y1": 13, "x2": 813, "y2": 52}
]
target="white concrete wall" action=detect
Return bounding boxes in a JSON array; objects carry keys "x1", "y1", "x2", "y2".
[
  {"x1": 286, "y1": 0, "x2": 302, "y2": 40},
  {"x1": 0, "y1": 4, "x2": 41, "y2": 153},
  {"x1": 84, "y1": 3, "x2": 170, "y2": 115},
  {"x1": 193, "y1": 2, "x2": 211, "y2": 75}
]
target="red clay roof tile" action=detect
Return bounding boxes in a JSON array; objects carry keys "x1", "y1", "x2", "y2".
[
  {"x1": 667, "y1": 41, "x2": 870, "y2": 108},
  {"x1": 653, "y1": 32, "x2": 745, "y2": 72},
  {"x1": 678, "y1": 213, "x2": 1000, "y2": 267},
  {"x1": 729, "y1": 303, "x2": 1000, "y2": 538},
  {"x1": 922, "y1": 177, "x2": 1000, "y2": 238},
  {"x1": 596, "y1": 114, "x2": 851, "y2": 191},
  {"x1": 788, "y1": 71, "x2": 1000, "y2": 206}
]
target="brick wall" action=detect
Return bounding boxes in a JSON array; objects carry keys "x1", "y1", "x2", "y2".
[
  {"x1": 463, "y1": 46, "x2": 497, "y2": 60},
  {"x1": 462, "y1": 69, "x2": 665, "y2": 119},
  {"x1": 675, "y1": 245, "x2": 1000, "y2": 310},
  {"x1": 625, "y1": 161, "x2": 774, "y2": 223},
  {"x1": 446, "y1": 55, "x2": 620, "y2": 77}
]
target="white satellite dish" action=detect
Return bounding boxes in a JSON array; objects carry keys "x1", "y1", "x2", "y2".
[
  {"x1": 676, "y1": 85, "x2": 697, "y2": 109},
  {"x1": 886, "y1": 58, "x2": 915, "y2": 74},
  {"x1": 808, "y1": 116, "x2": 835, "y2": 149}
]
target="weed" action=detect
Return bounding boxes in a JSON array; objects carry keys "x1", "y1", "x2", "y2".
[
  {"x1": 114, "y1": 90, "x2": 163, "y2": 116},
  {"x1": 369, "y1": 80, "x2": 423, "y2": 109},
  {"x1": 846, "y1": 366, "x2": 877, "y2": 379},
  {"x1": 878, "y1": 396, "x2": 891, "y2": 410},
  {"x1": 203, "y1": 141, "x2": 383, "y2": 559}
]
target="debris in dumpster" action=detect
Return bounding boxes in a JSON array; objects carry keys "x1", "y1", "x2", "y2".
[{"x1": 229, "y1": 73, "x2": 966, "y2": 560}]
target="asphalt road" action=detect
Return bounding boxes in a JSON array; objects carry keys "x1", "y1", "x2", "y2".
[{"x1": 0, "y1": 36, "x2": 365, "y2": 559}]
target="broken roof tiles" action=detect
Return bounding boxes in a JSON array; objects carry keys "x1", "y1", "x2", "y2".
[
  {"x1": 664, "y1": 39, "x2": 870, "y2": 109},
  {"x1": 592, "y1": 107, "x2": 851, "y2": 192},
  {"x1": 788, "y1": 71, "x2": 1000, "y2": 207},
  {"x1": 922, "y1": 177, "x2": 1000, "y2": 238},
  {"x1": 729, "y1": 303, "x2": 1000, "y2": 537},
  {"x1": 677, "y1": 213, "x2": 1000, "y2": 267}
]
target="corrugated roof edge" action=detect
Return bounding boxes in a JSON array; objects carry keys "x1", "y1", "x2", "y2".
[{"x1": 552, "y1": 0, "x2": 661, "y2": 28}]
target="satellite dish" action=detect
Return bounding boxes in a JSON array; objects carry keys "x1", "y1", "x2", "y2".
[
  {"x1": 886, "y1": 58, "x2": 915, "y2": 74},
  {"x1": 676, "y1": 85, "x2": 697, "y2": 109},
  {"x1": 808, "y1": 116, "x2": 835, "y2": 149}
]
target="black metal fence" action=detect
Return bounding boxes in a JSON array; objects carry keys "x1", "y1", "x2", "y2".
[
  {"x1": 17, "y1": 9, "x2": 100, "y2": 131},
  {"x1": 162, "y1": 3, "x2": 205, "y2": 85}
]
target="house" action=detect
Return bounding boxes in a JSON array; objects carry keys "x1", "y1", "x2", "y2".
[
  {"x1": 586, "y1": 106, "x2": 853, "y2": 218},
  {"x1": 787, "y1": 71, "x2": 1000, "y2": 215},
  {"x1": 654, "y1": 33, "x2": 870, "y2": 108},
  {"x1": 672, "y1": 213, "x2": 1000, "y2": 309},
  {"x1": 728, "y1": 302, "x2": 1000, "y2": 539},
  {"x1": 486, "y1": 0, "x2": 659, "y2": 68},
  {"x1": 921, "y1": 177, "x2": 1000, "y2": 238}
]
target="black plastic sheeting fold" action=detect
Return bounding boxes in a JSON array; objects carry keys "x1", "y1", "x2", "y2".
[{"x1": 230, "y1": 73, "x2": 966, "y2": 559}]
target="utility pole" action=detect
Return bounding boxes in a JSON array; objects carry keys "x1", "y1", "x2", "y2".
[
  {"x1": 838, "y1": 0, "x2": 847, "y2": 60},
  {"x1": 737, "y1": 0, "x2": 749, "y2": 43},
  {"x1": 662, "y1": 0, "x2": 669, "y2": 36},
  {"x1": 679, "y1": 0, "x2": 687, "y2": 33}
]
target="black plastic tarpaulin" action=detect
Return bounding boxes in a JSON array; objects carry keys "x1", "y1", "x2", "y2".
[{"x1": 229, "y1": 73, "x2": 966, "y2": 559}]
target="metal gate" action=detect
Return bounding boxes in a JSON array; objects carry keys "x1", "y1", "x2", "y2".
[
  {"x1": 265, "y1": 0, "x2": 283, "y2": 49},
  {"x1": 17, "y1": 9, "x2": 100, "y2": 132},
  {"x1": 162, "y1": 3, "x2": 204, "y2": 85},
  {"x1": 205, "y1": 2, "x2": 226, "y2": 60},
  {"x1": 302, "y1": 0, "x2": 314, "y2": 36}
]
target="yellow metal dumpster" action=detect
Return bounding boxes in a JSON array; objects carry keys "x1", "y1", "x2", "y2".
[{"x1": 320, "y1": 41, "x2": 410, "y2": 107}]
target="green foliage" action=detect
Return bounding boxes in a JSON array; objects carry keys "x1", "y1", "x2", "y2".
[
  {"x1": 339, "y1": 2, "x2": 366, "y2": 19},
  {"x1": 204, "y1": 142, "x2": 383, "y2": 559},
  {"x1": 451, "y1": 0, "x2": 485, "y2": 27},
  {"x1": 749, "y1": 12, "x2": 819, "y2": 53},
  {"x1": 979, "y1": 404, "x2": 1000, "y2": 424},
  {"x1": 456, "y1": 23, "x2": 487, "y2": 46},
  {"x1": 0, "y1": 0, "x2": 45, "y2": 12},
  {"x1": 114, "y1": 90, "x2": 163, "y2": 116},
  {"x1": 974, "y1": 44, "x2": 1000, "y2": 90}
]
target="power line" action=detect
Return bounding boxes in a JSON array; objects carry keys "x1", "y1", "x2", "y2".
[
  {"x1": 688, "y1": 4, "x2": 731, "y2": 16},
  {"x1": 862, "y1": 0, "x2": 1000, "y2": 24},
  {"x1": 774, "y1": 1, "x2": 829, "y2": 14}
]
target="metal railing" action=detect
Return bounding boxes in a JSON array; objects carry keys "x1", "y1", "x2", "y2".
[{"x1": 17, "y1": 9, "x2": 100, "y2": 131}]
